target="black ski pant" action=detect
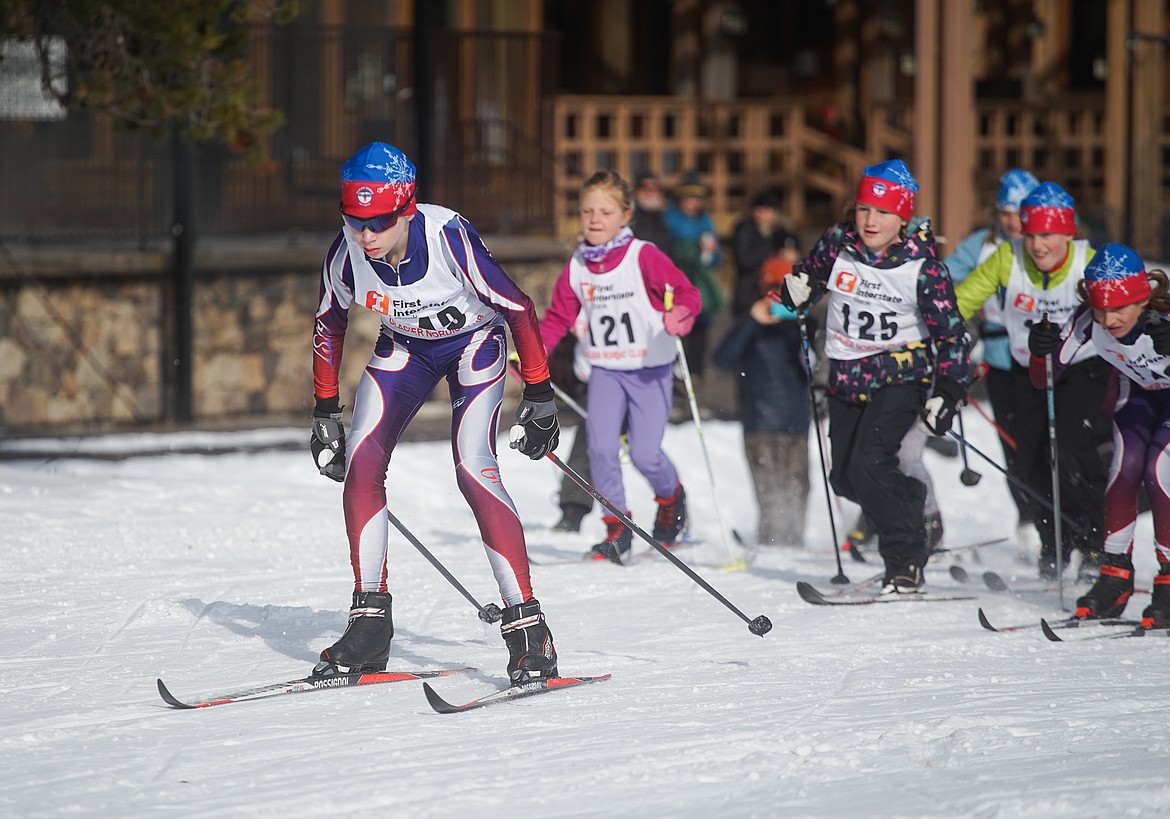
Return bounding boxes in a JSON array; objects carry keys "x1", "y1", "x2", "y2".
[
  {"x1": 984, "y1": 365, "x2": 1032, "y2": 524},
  {"x1": 558, "y1": 380, "x2": 594, "y2": 514},
  {"x1": 828, "y1": 383, "x2": 928, "y2": 571},
  {"x1": 1007, "y1": 360, "x2": 1110, "y2": 561}
]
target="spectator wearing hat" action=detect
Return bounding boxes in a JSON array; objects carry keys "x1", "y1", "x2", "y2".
[
  {"x1": 1025, "y1": 243, "x2": 1170, "y2": 628},
  {"x1": 956, "y1": 181, "x2": 1110, "y2": 581},
  {"x1": 665, "y1": 171, "x2": 725, "y2": 387},
  {"x1": 946, "y1": 168, "x2": 1042, "y2": 563},
  {"x1": 311, "y1": 141, "x2": 561, "y2": 685},
  {"x1": 780, "y1": 159, "x2": 971, "y2": 594}
]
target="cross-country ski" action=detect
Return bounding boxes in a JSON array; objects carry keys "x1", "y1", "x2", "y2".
[
  {"x1": 157, "y1": 667, "x2": 476, "y2": 709},
  {"x1": 422, "y1": 674, "x2": 612, "y2": 714}
]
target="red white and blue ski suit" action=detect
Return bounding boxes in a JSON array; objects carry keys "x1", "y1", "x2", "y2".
[
  {"x1": 1038, "y1": 306, "x2": 1170, "y2": 571},
  {"x1": 313, "y1": 204, "x2": 550, "y2": 605}
]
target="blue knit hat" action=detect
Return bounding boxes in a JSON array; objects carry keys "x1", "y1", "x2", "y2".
[
  {"x1": 340, "y1": 142, "x2": 417, "y2": 217},
  {"x1": 1020, "y1": 182, "x2": 1076, "y2": 235},
  {"x1": 1083, "y1": 243, "x2": 1150, "y2": 309},
  {"x1": 856, "y1": 159, "x2": 919, "y2": 220},
  {"x1": 996, "y1": 169, "x2": 1039, "y2": 213}
]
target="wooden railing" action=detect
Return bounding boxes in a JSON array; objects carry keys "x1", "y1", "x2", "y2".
[
  {"x1": 549, "y1": 95, "x2": 910, "y2": 239},
  {"x1": 549, "y1": 93, "x2": 1168, "y2": 245},
  {"x1": 972, "y1": 97, "x2": 1108, "y2": 217}
]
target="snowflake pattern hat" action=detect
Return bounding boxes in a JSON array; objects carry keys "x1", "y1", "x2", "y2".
[
  {"x1": 1083, "y1": 243, "x2": 1151, "y2": 309},
  {"x1": 340, "y1": 142, "x2": 418, "y2": 217},
  {"x1": 1019, "y1": 181, "x2": 1075, "y2": 235},
  {"x1": 855, "y1": 159, "x2": 918, "y2": 220},
  {"x1": 996, "y1": 168, "x2": 1039, "y2": 213}
]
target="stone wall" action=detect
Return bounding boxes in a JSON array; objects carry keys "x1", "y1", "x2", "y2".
[{"x1": 0, "y1": 236, "x2": 571, "y2": 434}]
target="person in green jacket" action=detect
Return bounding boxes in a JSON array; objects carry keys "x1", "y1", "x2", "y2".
[{"x1": 953, "y1": 182, "x2": 1110, "y2": 581}]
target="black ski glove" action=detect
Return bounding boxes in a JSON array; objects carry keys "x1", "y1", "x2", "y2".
[
  {"x1": 509, "y1": 379, "x2": 560, "y2": 459},
  {"x1": 1027, "y1": 316, "x2": 1062, "y2": 358},
  {"x1": 1145, "y1": 314, "x2": 1170, "y2": 356},
  {"x1": 923, "y1": 377, "x2": 965, "y2": 437},
  {"x1": 310, "y1": 395, "x2": 346, "y2": 482}
]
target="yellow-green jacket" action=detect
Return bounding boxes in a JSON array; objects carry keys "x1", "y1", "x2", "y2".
[{"x1": 954, "y1": 239, "x2": 1096, "y2": 321}]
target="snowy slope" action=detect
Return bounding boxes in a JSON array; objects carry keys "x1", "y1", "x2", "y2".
[{"x1": 1, "y1": 411, "x2": 1168, "y2": 819}]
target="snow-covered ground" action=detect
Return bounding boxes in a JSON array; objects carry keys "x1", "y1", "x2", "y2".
[{"x1": 1, "y1": 409, "x2": 1167, "y2": 818}]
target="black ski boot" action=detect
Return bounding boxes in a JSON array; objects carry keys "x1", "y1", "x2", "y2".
[
  {"x1": 589, "y1": 514, "x2": 633, "y2": 564},
  {"x1": 652, "y1": 482, "x2": 688, "y2": 546},
  {"x1": 1074, "y1": 552, "x2": 1134, "y2": 619},
  {"x1": 1140, "y1": 566, "x2": 1170, "y2": 629},
  {"x1": 500, "y1": 599, "x2": 558, "y2": 685},
  {"x1": 314, "y1": 591, "x2": 393, "y2": 675}
]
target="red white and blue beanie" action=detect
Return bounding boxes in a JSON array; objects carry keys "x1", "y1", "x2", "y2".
[
  {"x1": 1083, "y1": 243, "x2": 1151, "y2": 309},
  {"x1": 1019, "y1": 182, "x2": 1075, "y2": 235},
  {"x1": 855, "y1": 159, "x2": 919, "y2": 220},
  {"x1": 340, "y1": 142, "x2": 417, "y2": 217},
  {"x1": 995, "y1": 168, "x2": 1039, "y2": 213}
]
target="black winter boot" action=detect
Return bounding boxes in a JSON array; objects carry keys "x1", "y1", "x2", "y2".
[
  {"x1": 553, "y1": 504, "x2": 589, "y2": 533},
  {"x1": 1074, "y1": 552, "x2": 1134, "y2": 620},
  {"x1": 314, "y1": 591, "x2": 393, "y2": 675},
  {"x1": 880, "y1": 563, "x2": 924, "y2": 596},
  {"x1": 652, "y1": 483, "x2": 688, "y2": 546},
  {"x1": 500, "y1": 599, "x2": 558, "y2": 685},
  {"x1": 1140, "y1": 566, "x2": 1170, "y2": 629}
]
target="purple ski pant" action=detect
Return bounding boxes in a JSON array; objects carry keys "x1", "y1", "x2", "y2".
[{"x1": 585, "y1": 363, "x2": 679, "y2": 513}]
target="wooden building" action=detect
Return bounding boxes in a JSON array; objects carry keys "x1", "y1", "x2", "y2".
[{"x1": 2, "y1": 0, "x2": 1168, "y2": 254}]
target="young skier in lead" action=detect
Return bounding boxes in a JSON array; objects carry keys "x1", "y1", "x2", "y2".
[
  {"x1": 310, "y1": 142, "x2": 561, "y2": 685},
  {"x1": 1026, "y1": 244, "x2": 1170, "y2": 627},
  {"x1": 782, "y1": 159, "x2": 971, "y2": 595}
]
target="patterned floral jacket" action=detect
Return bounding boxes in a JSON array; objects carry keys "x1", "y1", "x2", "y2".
[{"x1": 797, "y1": 218, "x2": 971, "y2": 404}]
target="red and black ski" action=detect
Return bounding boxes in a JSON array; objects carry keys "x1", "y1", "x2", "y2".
[
  {"x1": 977, "y1": 607, "x2": 1140, "y2": 634},
  {"x1": 157, "y1": 666, "x2": 475, "y2": 709},
  {"x1": 1039, "y1": 618, "x2": 1161, "y2": 642},
  {"x1": 423, "y1": 674, "x2": 612, "y2": 714}
]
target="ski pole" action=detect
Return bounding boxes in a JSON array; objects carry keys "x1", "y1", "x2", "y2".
[
  {"x1": 956, "y1": 411, "x2": 982, "y2": 486},
  {"x1": 545, "y1": 452, "x2": 773, "y2": 636},
  {"x1": 672, "y1": 335, "x2": 742, "y2": 569},
  {"x1": 1045, "y1": 350, "x2": 1065, "y2": 609},
  {"x1": 386, "y1": 509, "x2": 503, "y2": 623},
  {"x1": 796, "y1": 309, "x2": 849, "y2": 585}
]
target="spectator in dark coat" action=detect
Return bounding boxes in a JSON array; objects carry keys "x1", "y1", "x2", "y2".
[{"x1": 731, "y1": 190, "x2": 800, "y2": 317}]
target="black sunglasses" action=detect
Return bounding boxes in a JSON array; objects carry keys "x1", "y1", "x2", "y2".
[{"x1": 339, "y1": 202, "x2": 408, "y2": 234}]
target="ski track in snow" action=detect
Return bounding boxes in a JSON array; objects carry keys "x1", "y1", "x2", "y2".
[{"x1": 1, "y1": 411, "x2": 1169, "y2": 818}]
